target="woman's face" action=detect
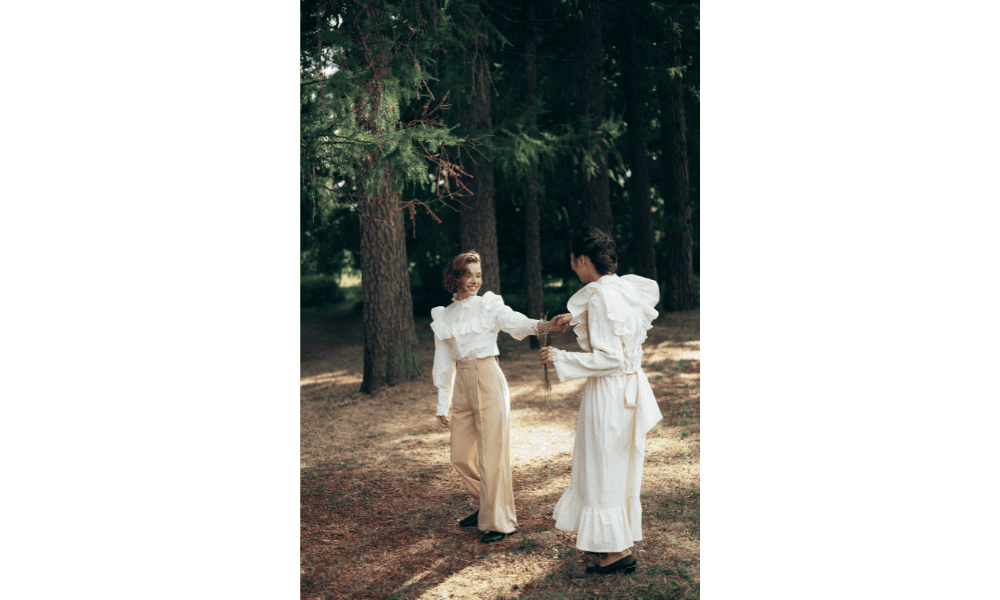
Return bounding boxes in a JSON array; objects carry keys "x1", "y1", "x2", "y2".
[{"x1": 459, "y1": 261, "x2": 483, "y2": 298}]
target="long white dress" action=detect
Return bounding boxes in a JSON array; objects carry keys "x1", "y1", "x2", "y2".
[{"x1": 551, "y1": 274, "x2": 662, "y2": 552}]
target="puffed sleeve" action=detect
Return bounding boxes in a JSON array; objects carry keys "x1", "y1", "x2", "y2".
[
  {"x1": 551, "y1": 292, "x2": 625, "y2": 382},
  {"x1": 496, "y1": 304, "x2": 539, "y2": 341},
  {"x1": 481, "y1": 292, "x2": 539, "y2": 340},
  {"x1": 432, "y1": 333, "x2": 456, "y2": 415},
  {"x1": 565, "y1": 284, "x2": 597, "y2": 351}
]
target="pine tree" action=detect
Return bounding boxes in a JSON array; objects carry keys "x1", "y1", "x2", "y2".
[
  {"x1": 453, "y1": 0, "x2": 502, "y2": 296},
  {"x1": 301, "y1": 0, "x2": 474, "y2": 393},
  {"x1": 578, "y1": 0, "x2": 614, "y2": 235},
  {"x1": 617, "y1": 3, "x2": 657, "y2": 284},
  {"x1": 657, "y1": 9, "x2": 697, "y2": 311},
  {"x1": 521, "y1": 0, "x2": 544, "y2": 348}
]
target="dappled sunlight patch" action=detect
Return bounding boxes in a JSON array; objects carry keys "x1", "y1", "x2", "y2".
[
  {"x1": 417, "y1": 554, "x2": 555, "y2": 599},
  {"x1": 396, "y1": 556, "x2": 447, "y2": 592},
  {"x1": 399, "y1": 429, "x2": 450, "y2": 446},
  {"x1": 509, "y1": 420, "x2": 575, "y2": 466},
  {"x1": 517, "y1": 471, "x2": 574, "y2": 502},
  {"x1": 509, "y1": 431, "x2": 575, "y2": 464},
  {"x1": 644, "y1": 460, "x2": 701, "y2": 488},
  {"x1": 507, "y1": 365, "x2": 587, "y2": 405},
  {"x1": 645, "y1": 340, "x2": 701, "y2": 364},
  {"x1": 339, "y1": 271, "x2": 361, "y2": 287},
  {"x1": 300, "y1": 369, "x2": 362, "y2": 388},
  {"x1": 301, "y1": 310, "x2": 701, "y2": 599}
]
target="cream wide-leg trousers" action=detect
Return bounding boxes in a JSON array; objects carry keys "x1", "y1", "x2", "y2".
[{"x1": 449, "y1": 356, "x2": 517, "y2": 534}]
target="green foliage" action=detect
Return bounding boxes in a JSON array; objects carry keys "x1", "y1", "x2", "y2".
[
  {"x1": 301, "y1": 0, "x2": 700, "y2": 320},
  {"x1": 489, "y1": 114, "x2": 624, "y2": 204},
  {"x1": 300, "y1": 274, "x2": 344, "y2": 308},
  {"x1": 300, "y1": 0, "x2": 480, "y2": 258}
]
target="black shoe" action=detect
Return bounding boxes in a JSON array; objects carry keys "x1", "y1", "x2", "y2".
[
  {"x1": 459, "y1": 510, "x2": 480, "y2": 528},
  {"x1": 480, "y1": 530, "x2": 515, "y2": 543},
  {"x1": 585, "y1": 554, "x2": 637, "y2": 575}
]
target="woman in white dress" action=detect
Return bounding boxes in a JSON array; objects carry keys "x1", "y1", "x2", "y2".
[
  {"x1": 539, "y1": 227, "x2": 662, "y2": 575},
  {"x1": 432, "y1": 250, "x2": 540, "y2": 543}
]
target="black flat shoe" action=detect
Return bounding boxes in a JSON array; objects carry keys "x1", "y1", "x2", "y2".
[
  {"x1": 480, "y1": 530, "x2": 515, "y2": 543},
  {"x1": 459, "y1": 510, "x2": 480, "y2": 528},
  {"x1": 585, "y1": 554, "x2": 636, "y2": 575}
]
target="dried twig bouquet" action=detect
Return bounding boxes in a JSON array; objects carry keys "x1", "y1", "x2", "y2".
[{"x1": 533, "y1": 312, "x2": 552, "y2": 395}]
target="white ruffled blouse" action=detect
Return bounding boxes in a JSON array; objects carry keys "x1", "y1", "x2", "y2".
[
  {"x1": 431, "y1": 292, "x2": 539, "y2": 415},
  {"x1": 552, "y1": 274, "x2": 659, "y2": 381},
  {"x1": 551, "y1": 273, "x2": 662, "y2": 435}
]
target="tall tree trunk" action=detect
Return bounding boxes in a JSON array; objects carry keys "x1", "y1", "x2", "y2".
[
  {"x1": 620, "y1": 12, "x2": 657, "y2": 285},
  {"x1": 457, "y1": 0, "x2": 501, "y2": 296},
  {"x1": 358, "y1": 169, "x2": 421, "y2": 393},
  {"x1": 658, "y1": 15, "x2": 697, "y2": 310},
  {"x1": 349, "y1": 0, "x2": 422, "y2": 393},
  {"x1": 522, "y1": 0, "x2": 543, "y2": 348},
  {"x1": 523, "y1": 191, "x2": 542, "y2": 344},
  {"x1": 579, "y1": 0, "x2": 614, "y2": 236}
]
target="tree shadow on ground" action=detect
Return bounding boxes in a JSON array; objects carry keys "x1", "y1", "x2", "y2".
[
  {"x1": 300, "y1": 457, "x2": 574, "y2": 599},
  {"x1": 301, "y1": 427, "x2": 700, "y2": 600},
  {"x1": 300, "y1": 308, "x2": 699, "y2": 599}
]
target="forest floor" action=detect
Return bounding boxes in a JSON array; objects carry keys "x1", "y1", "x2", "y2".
[{"x1": 300, "y1": 299, "x2": 700, "y2": 600}]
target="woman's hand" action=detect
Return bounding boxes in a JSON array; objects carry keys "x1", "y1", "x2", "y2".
[
  {"x1": 538, "y1": 346, "x2": 557, "y2": 365},
  {"x1": 437, "y1": 415, "x2": 450, "y2": 428},
  {"x1": 550, "y1": 313, "x2": 573, "y2": 332}
]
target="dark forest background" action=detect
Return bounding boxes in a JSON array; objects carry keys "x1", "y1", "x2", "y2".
[{"x1": 301, "y1": 0, "x2": 699, "y2": 393}]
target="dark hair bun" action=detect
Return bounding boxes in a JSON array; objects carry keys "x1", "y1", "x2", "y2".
[{"x1": 571, "y1": 226, "x2": 617, "y2": 275}]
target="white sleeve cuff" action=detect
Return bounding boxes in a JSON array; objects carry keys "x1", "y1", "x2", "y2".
[
  {"x1": 507, "y1": 318, "x2": 539, "y2": 341},
  {"x1": 436, "y1": 388, "x2": 452, "y2": 416},
  {"x1": 551, "y1": 349, "x2": 572, "y2": 383}
]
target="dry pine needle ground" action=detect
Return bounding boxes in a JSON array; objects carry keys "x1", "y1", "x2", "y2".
[{"x1": 301, "y1": 304, "x2": 700, "y2": 600}]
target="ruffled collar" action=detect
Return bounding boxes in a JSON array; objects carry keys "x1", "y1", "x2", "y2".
[
  {"x1": 451, "y1": 293, "x2": 478, "y2": 305},
  {"x1": 565, "y1": 274, "x2": 660, "y2": 349},
  {"x1": 431, "y1": 292, "x2": 505, "y2": 340}
]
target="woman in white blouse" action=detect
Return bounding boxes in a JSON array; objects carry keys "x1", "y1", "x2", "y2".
[
  {"x1": 540, "y1": 227, "x2": 663, "y2": 575},
  {"x1": 431, "y1": 250, "x2": 541, "y2": 543}
]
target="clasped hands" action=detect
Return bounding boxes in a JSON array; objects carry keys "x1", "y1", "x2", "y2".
[
  {"x1": 539, "y1": 312, "x2": 572, "y2": 365},
  {"x1": 548, "y1": 313, "x2": 572, "y2": 332}
]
